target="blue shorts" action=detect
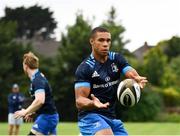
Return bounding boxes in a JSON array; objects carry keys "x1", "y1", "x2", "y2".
[
  {"x1": 32, "y1": 113, "x2": 59, "y2": 135},
  {"x1": 78, "y1": 113, "x2": 128, "y2": 136}
]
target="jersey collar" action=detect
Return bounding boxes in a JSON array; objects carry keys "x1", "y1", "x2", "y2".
[
  {"x1": 90, "y1": 53, "x2": 94, "y2": 59},
  {"x1": 31, "y1": 69, "x2": 39, "y2": 81},
  {"x1": 90, "y1": 52, "x2": 110, "y2": 61}
]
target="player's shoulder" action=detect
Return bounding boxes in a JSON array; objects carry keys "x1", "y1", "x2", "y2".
[
  {"x1": 34, "y1": 71, "x2": 46, "y2": 80},
  {"x1": 108, "y1": 51, "x2": 116, "y2": 60},
  {"x1": 32, "y1": 72, "x2": 47, "y2": 85},
  {"x1": 77, "y1": 55, "x2": 95, "y2": 70},
  {"x1": 109, "y1": 51, "x2": 125, "y2": 61},
  {"x1": 76, "y1": 56, "x2": 95, "y2": 75}
]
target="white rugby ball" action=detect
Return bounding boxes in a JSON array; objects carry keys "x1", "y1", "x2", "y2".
[{"x1": 117, "y1": 79, "x2": 141, "y2": 107}]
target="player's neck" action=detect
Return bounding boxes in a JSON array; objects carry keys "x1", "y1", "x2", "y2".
[
  {"x1": 28, "y1": 69, "x2": 38, "y2": 80},
  {"x1": 93, "y1": 52, "x2": 108, "y2": 63}
]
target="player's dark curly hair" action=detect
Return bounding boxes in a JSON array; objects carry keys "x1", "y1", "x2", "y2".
[{"x1": 90, "y1": 26, "x2": 110, "y2": 39}]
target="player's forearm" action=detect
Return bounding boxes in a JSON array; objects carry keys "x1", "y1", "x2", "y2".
[
  {"x1": 76, "y1": 97, "x2": 95, "y2": 110},
  {"x1": 125, "y1": 69, "x2": 139, "y2": 79},
  {"x1": 25, "y1": 99, "x2": 43, "y2": 115}
]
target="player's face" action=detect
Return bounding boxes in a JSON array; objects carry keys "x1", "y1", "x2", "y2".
[
  {"x1": 90, "y1": 32, "x2": 111, "y2": 57},
  {"x1": 12, "y1": 87, "x2": 19, "y2": 93},
  {"x1": 23, "y1": 62, "x2": 28, "y2": 75}
]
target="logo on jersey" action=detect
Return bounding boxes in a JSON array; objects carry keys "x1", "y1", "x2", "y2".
[
  {"x1": 29, "y1": 84, "x2": 34, "y2": 97},
  {"x1": 33, "y1": 124, "x2": 38, "y2": 129},
  {"x1": 93, "y1": 122, "x2": 101, "y2": 128},
  {"x1": 111, "y1": 63, "x2": 118, "y2": 72},
  {"x1": 93, "y1": 80, "x2": 119, "y2": 89},
  {"x1": 105, "y1": 76, "x2": 110, "y2": 82},
  {"x1": 13, "y1": 96, "x2": 16, "y2": 99},
  {"x1": 92, "y1": 71, "x2": 100, "y2": 78}
]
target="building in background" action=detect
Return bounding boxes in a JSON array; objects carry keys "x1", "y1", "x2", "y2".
[
  {"x1": 15, "y1": 33, "x2": 59, "y2": 58},
  {"x1": 133, "y1": 42, "x2": 154, "y2": 61}
]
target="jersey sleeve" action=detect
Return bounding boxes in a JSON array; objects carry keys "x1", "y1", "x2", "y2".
[
  {"x1": 74, "y1": 63, "x2": 91, "y2": 89},
  {"x1": 115, "y1": 53, "x2": 133, "y2": 74},
  {"x1": 32, "y1": 79, "x2": 45, "y2": 94},
  {"x1": 8, "y1": 94, "x2": 13, "y2": 104}
]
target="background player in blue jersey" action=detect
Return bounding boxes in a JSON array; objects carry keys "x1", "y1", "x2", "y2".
[
  {"x1": 74, "y1": 27, "x2": 148, "y2": 135},
  {"x1": 14, "y1": 52, "x2": 59, "y2": 135},
  {"x1": 8, "y1": 83, "x2": 25, "y2": 135}
]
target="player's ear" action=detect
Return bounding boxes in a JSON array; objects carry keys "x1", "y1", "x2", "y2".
[{"x1": 89, "y1": 38, "x2": 94, "y2": 45}]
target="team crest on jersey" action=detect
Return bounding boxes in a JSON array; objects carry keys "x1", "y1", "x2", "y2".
[
  {"x1": 13, "y1": 96, "x2": 16, "y2": 99},
  {"x1": 111, "y1": 63, "x2": 118, "y2": 72},
  {"x1": 92, "y1": 71, "x2": 100, "y2": 78}
]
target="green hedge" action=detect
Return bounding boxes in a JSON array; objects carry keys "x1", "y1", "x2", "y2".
[
  {"x1": 161, "y1": 87, "x2": 180, "y2": 106},
  {"x1": 155, "y1": 113, "x2": 180, "y2": 122}
]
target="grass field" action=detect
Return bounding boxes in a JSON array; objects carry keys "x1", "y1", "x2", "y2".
[{"x1": 1, "y1": 122, "x2": 180, "y2": 135}]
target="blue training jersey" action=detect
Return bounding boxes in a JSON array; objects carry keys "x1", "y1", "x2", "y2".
[
  {"x1": 8, "y1": 92, "x2": 25, "y2": 113},
  {"x1": 75, "y1": 52, "x2": 132, "y2": 119},
  {"x1": 30, "y1": 70, "x2": 57, "y2": 115}
]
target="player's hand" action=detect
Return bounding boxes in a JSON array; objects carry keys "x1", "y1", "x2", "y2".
[
  {"x1": 134, "y1": 76, "x2": 148, "y2": 89},
  {"x1": 91, "y1": 94, "x2": 109, "y2": 109},
  {"x1": 14, "y1": 109, "x2": 27, "y2": 119},
  {"x1": 24, "y1": 113, "x2": 34, "y2": 122}
]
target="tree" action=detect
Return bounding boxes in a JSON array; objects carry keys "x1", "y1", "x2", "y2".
[
  {"x1": 164, "y1": 36, "x2": 180, "y2": 60},
  {"x1": 0, "y1": 21, "x2": 32, "y2": 121},
  {"x1": 0, "y1": 5, "x2": 57, "y2": 39},
  {"x1": 161, "y1": 56, "x2": 180, "y2": 87},
  {"x1": 0, "y1": 21, "x2": 17, "y2": 44},
  {"x1": 158, "y1": 36, "x2": 180, "y2": 61},
  {"x1": 143, "y1": 47, "x2": 167, "y2": 86},
  {"x1": 148, "y1": 36, "x2": 180, "y2": 86},
  {"x1": 101, "y1": 6, "x2": 130, "y2": 55},
  {"x1": 53, "y1": 14, "x2": 92, "y2": 121}
]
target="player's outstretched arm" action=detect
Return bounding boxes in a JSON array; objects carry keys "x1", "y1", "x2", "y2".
[
  {"x1": 124, "y1": 68, "x2": 148, "y2": 88},
  {"x1": 75, "y1": 87, "x2": 109, "y2": 110},
  {"x1": 14, "y1": 92, "x2": 45, "y2": 119}
]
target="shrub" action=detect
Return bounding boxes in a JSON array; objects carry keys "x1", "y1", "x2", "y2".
[
  {"x1": 162, "y1": 87, "x2": 180, "y2": 106},
  {"x1": 155, "y1": 112, "x2": 180, "y2": 122}
]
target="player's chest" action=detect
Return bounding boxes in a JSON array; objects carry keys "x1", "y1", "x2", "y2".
[
  {"x1": 91, "y1": 61, "x2": 120, "y2": 83},
  {"x1": 12, "y1": 94, "x2": 22, "y2": 101}
]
